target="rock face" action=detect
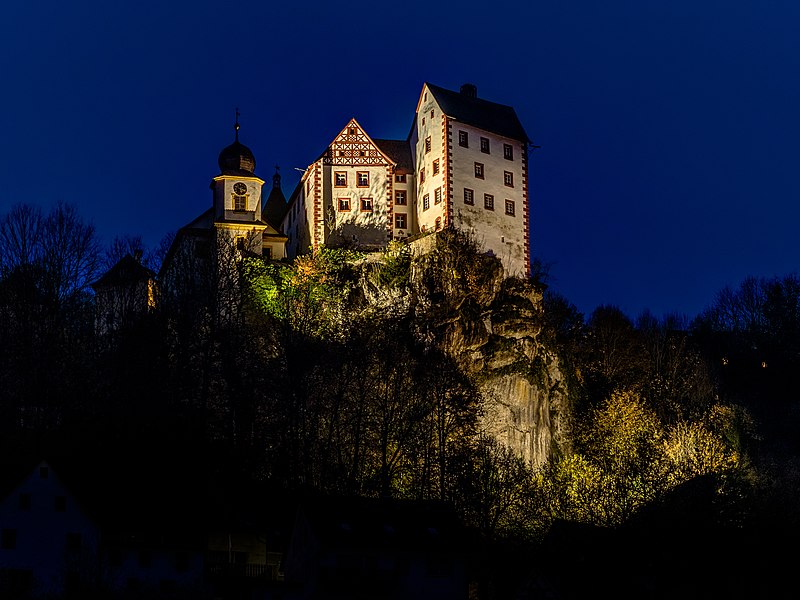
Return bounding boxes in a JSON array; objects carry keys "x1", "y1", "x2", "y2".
[{"x1": 364, "y1": 231, "x2": 572, "y2": 467}]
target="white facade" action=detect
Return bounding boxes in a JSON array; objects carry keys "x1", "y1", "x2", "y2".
[{"x1": 282, "y1": 82, "x2": 532, "y2": 277}]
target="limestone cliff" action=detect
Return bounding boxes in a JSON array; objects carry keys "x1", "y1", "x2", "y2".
[{"x1": 359, "y1": 230, "x2": 573, "y2": 468}]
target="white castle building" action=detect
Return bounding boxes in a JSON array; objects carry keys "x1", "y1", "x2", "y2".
[
  {"x1": 155, "y1": 82, "x2": 533, "y2": 300},
  {"x1": 282, "y1": 82, "x2": 533, "y2": 277}
]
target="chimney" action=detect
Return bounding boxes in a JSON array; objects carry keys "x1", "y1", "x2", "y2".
[{"x1": 460, "y1": 83, "x2": 477, "y2": 98}]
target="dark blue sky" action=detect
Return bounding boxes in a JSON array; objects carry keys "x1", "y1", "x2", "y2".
[{"x1": 2, "y1": 0, "x2": 798, "y2": 321}]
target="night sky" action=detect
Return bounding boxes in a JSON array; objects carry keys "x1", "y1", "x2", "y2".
[{"x1": 2, "y1": 0, "x2": 798, "y2": 321}]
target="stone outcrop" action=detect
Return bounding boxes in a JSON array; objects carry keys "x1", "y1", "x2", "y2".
[{"x1": 361, "y1": 231, "x2": 573, "y2": 468}]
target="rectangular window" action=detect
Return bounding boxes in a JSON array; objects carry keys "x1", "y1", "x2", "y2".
[
  {"x1": 420, "y1": 168, "x2": 425, "y2": 183},
  {"x1": 423, "y1": 194, "x2": 430, "y2": 210},
  {"x1": 464, "y1": 188, "x2": 474, "y2": 205},
  {"x1": 233, "y1": 194, "x2": 246, "y2": 211},
  {"x1": 2, "y1": 528, "x2": 17, "y2": 549},
  {"x1": 360, "y1": 197, "x2": 373, "y2": 212},
  {"x1": 474, "y1": 162, "x2": 484, "y2": 179},
  {"x1": 422, "y1": 117, "x2": 425, "y2": 127},
  {"x1": 430, "y1": 109, "x2": 435, "y2": 119},
  {"x1": 434, "y1": 187, "x2": 442, "y2": 204},
  {"x1": 338, "y1": 197, "x2": 350, "y2": 211},
  {"x1": 55, "y1": 495, "x2": 66, "y2": 512},
  {"x1": 480, "y1": 137, "x2": 490, "y2": 154},
  {"x1": 435, "y1": 217, "x2": 442, "y2": 230},
  {"x1": 505, "y1": 199, "x2": 516, "y2": 216},
  {"x1": 334, "y1": 172, "x2": 347, "y2": 187},
  {"x1": 432, "y1": 159, "x2": 439, "y2": 175},
  {"x1": 504, "y1": 144, "x2": 514, "y2": 160},
  {"x1": 504, "y1": 171, "x2": 514, "y2": 187},
  {"x1": 348, "y1": 127, "x2": 357, "y2": 135},
  {"x1": 395, "y1": 190, "x2": 407, "y2": 205},
  {"x1": 395, "y1": 213, "x2": 407, "y2": 229},
  {"x1": 425, "y1": 137, "x2": 431, "y2": 153},
  {"x1": 484, "y1": 194, "x2": 494, "y2": 210},
  {"x1": 395, "y1": 174, "x2": 406, "y2": 183},
  {"x1": 19, "y1": 493, "x2": 31, "y2": 510},
  {"x1": 357, "y1": 171, "x2": 369, "y2": 187},
  {"x1": 458, "y1": 130, "x2": 468, "y2": 147}
]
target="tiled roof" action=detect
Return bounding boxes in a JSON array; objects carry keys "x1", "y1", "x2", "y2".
[
  {"x1": 373, "y1": 139, "x2": 413, "y2": 172},
  {"x1": 426, "y1": 82, "x2": 530, "y2": 143},
  {"x1": 91, "y1": 254, "x2": 156, "y2": 289}
]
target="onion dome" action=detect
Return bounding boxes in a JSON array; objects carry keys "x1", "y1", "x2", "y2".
[{"x1": 218, "y1": 109, "x2": 256, "y2": 175}]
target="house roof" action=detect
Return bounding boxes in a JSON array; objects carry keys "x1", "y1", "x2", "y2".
[
  {"x1": 91, "y1": 254, "x2": 156, "y2": 289},
  {"x1": 263, "y1": 177, "x2": 288, "y2": 228},
  {"x1": 373, "y1": 139, "x2": 413, "y2": 173},
  {"x1": 425, "y1": 82, "x2": 530, "y2": 143}
]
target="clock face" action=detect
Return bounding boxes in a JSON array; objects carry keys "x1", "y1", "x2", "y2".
[{"x1": 233, "y1": 182, "x2": 247, "y2": 195}]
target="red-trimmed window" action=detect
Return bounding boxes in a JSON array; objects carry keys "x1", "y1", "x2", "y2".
[
  {"x1": 432, "y1": 159, "x2": 439, "y2": 175},
  {"x1": 395, "y1": 213, "x2": 407, "y2": 229},
  {"x1": 338, "y1": 197, "x2": 350, "y2": 211},
  {"x1": 357, "y1": 172, "x2": 369, "y2": 187},
  {"x1": 423, "y1": 194, "x2": 430, "y2": 210},
  {"x1": 395, "y1": 190, "x2": 407, "y2": 205},
  {"x1": 434, "y1": 187, "x2": 442, "y2": 204},
  {"x1": 360, "y1": 197, "x2": 373, "y2": 212},
  {"x1": 334, "y1": 172, "x2": 347, "y2": 187}
]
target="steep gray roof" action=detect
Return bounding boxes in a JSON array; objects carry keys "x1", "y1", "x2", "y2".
[
  {"x1": 373, "y1": 138, "x2": 413, "y2": 172},
  {"x1": 426, "y1": 82, "x2": 530, "y2": 143}
]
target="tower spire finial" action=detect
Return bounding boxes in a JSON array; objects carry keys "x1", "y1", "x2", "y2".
[{"x1": 234, "y1": 107, "x2": 240, "y2": 141}]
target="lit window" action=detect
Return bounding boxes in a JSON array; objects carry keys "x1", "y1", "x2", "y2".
[
  {"x1": 504, "y1": 144, "x2": 513, "y2": 160},
  {"x1": 395, "y1": 190, "x2": 407, "y2": 205},
  {"x1": 435, "y1": 217, "x2": 441, "y2": 230},
  {"x1": 505, "y1": 199, "x2": 516, "y2": 216},
  {"x1": 395, "y1": 213, "x2": 407, "y2": 229},
  {"x1": 464, "y1": 188, "x2": 474, "y2": 205},
  {"x1": 504, "y1": 171, "x2": 514, "y2": 187},
  {"x1": 458, "y1": 131, "x2": 468, "y2": 148},
  {"x1": 425, "y1": 137, "x2": 431, "y2": 153},
  {"x1": 480, "y1": 137, "x2": 490, "y2": 154},
  {"x1": 357, "y1": 172, "x2": 369, "y2": 187},
  {"x1": 423, "y1": 194, "x2": 430, "y2": 210},
  {"x1": 484, "y1": 194, "x2": 494, "y2": 210},
  {"x1": 432, "y1": 159, "x2": 439, "y2": 175},
  {"x1": 334, "y1": 172, "x2": 347, "y2": 187},
  {"x1": 434, "y1": 187, "x2": 442, "y2": 204},
  {"x1": 474, "y1": 162, "x2": 484, "y2": 179},
  {"x1": 361, "y1": 197, "x2": 373, "y2": 212},
  {"x1": 338, "y1": 197, "x2": 350, "y2": 211},
  {"x1": 395, "y1": 174, "x2": 406, "y2": 183}
]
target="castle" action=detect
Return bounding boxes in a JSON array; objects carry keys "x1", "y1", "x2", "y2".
[
  {"x1": 96, "y1": 82, "x2": 533, "y2": 330},
  {"x1": 282, "y1": 82, "x2": 532, "y2": 278}
]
